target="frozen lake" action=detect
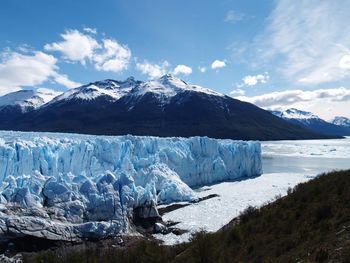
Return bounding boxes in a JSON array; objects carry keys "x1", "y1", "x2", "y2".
[{"x1": 155, "y1": 137, "x2": 350, "y2": 245}]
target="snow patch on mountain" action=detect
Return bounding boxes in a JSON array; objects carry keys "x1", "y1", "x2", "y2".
[
  {"x1": 48, "y1": 78, "x2": 140, "y2": 104},
  {"x1": 271, "y1": 108, "x2": 320, "y2": 121},
  {"x1": 0, "y1": 131, "x2": 262, "y2": 241},
  {"x1": 135, "y1": 74, "x2": 223, "y2": 98},
  {"x1": 46, "y1": 74, "x2": 225, "y2": 107},
  {"x1": 270, "y1": 108, "x2": 329, "y2": 126},
  {"x1": 332, "y1": 116, "x2": 350, "y2": 127},
  {"x1": 271, "y1": 108, "x2": 350, "y2": 137},
  {"x1": 0, "y1": 89, "x2": 61, "y2": 111}
]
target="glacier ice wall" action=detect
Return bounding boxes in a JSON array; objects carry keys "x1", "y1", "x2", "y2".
[{"x1": 0, "y1": 131, "x2": 261, "y2": 240}]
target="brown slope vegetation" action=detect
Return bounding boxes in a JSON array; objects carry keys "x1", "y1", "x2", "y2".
[{"x1": 23, "y1": 170, "x2": 350, "y2": 263}]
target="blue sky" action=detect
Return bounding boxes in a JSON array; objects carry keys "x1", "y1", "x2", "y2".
[{"x1": 0, "y1": 0, "x2": 350, "y2": 119}]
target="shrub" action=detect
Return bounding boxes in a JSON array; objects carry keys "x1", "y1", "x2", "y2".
[
  {"x1": 315, "y1": 204, "x2": 333, "y2": 221},
  {"x1": 227, "y1": 227, "x2": 242, "y2": 245},
  {"x1": 314, "y1": 246, "x2": 329, "y2": 262},
  {"x1": 239, "y1": 206, "x2": 257, "y2": 223}
]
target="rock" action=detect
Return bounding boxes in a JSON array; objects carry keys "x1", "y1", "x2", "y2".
[
  {"x1": 135, "y1": 201, "x2": 160, "y2": 219},
  {"x1": 0, "y1": 215, "x2": 125, "y2": 242},
  {"x1": 0, "y1": 253, "x2": 22, "y2": 263},
  {"x1": 154, "y1": 222, "x2": 167, "y2": 234}
]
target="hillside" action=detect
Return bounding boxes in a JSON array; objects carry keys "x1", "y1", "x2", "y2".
[{"x1": 23, "y1": 169, "x2": 350, "y2": 262}]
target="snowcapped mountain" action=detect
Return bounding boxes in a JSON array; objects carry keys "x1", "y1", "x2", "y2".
[
  {"x1": 0, "y1": 75, "x2": 334, "y2": 140},
  {"x1": 0, "y1": 89, "x2": 61, "y2": 129},
  {"x1": 133, "y1": 74, "x2": 224, "y2": 99},
  {"x1": 271, "y1": 108, "x2": 350, "y2": 136},
  {"x1": 270, "y1": 108, "x2": 321, "y2": 124},
  {"x1": 0, "y1": 88, "x2": 61, "y2": 111},
  {"x1": 45, "y1": 74, "x2": 223, "y2": 106},
  {"x1": 48, "y1": 78, "x2": 140, "y2": 104},
  {"x1": 331, "y1": 116, "x2": 350, "y2": 127}
]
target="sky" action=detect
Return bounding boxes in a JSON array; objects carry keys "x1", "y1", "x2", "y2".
[{"x1": 0, "y1": 0, "x2": 350, "y2": 120}]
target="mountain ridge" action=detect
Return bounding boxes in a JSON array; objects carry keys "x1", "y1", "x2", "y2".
[
  {"x1": 270, "y1": 108, "x2": 350, "y2": 136},
  {"x1": 0, "y1": 75, "x2": 338, "y2": 140},
  {"x1": 331, "y1": 116, "x2": 350, "y2": 127}
]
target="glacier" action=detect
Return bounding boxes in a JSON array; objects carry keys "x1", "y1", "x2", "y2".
[{"x1": 0, "y1": 131, "x2": 262, "y2": 241}]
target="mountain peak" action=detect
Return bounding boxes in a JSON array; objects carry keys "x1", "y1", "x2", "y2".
[
  {"x1": 332, "y1": 116, "x2": 350, "y2": 127},
  {"x1": 132, "y1": 74, "x2": 224, "y2": 101},
  {"x1": 50, "y1": 79, "x2": 138, "y2": 104},
  {"x1": 0, "y1": 90, "x2": 35, "y2": 107},
  {"x1": 0, "y1": 89, "x2": 60, "y2": 111},
  {"x1": 270, "y1": 108, "x2": 350, "y2": 136},
  {"x1": 158, "y1": 74, "x2": 187, "y2": 85},
  {"x1": 159, "y1": 73, "x2": 175, "y2": 80},
  {"x1": 280, "y1": 108, "x2": 320, "y2": 120},
  {"x1": 125, "y1": 76, "x2": 136, "y2": 82}
]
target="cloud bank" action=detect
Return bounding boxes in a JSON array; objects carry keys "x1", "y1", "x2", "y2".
[{"x1": 235, "y1": 87, "x2": 350, "y2": 119}]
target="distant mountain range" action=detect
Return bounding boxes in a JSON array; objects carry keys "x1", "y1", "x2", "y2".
[
  {"x1": 0, "y1": 88, "x2": 60, "y2": 111},
  {"x1": 0, "y1": 75, "x2": 337, "y2": 140},
  {"x1": 331, "y1": 116, "x2": 350, "y2": 127},
  {"x1": 270, "y1": 108, "x2": 350, "y2": 136}
]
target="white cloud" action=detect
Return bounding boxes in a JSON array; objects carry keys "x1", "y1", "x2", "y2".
[
  {"x1": 0, "y1": 51, "x2": 57, "y2": 95},
  {"x1": 0, "y1": 50, "x2": 81, "y2": 95},
  {"x1": 235, "y1": 87, "x2": 350, "y2": 119},
  {"x1": 137, "y1": 62, "x2": 192, "y2": 78},
  {"x1": 225, "y1": 10, "x2": 244, "y2": 22},
  {"x1": 136, "y1": 60, "x2": 170, "y2": 79},
  {"x1": 0, "y1": 87, "x2": 21, "y2": 96},
  {"x1": 93, "y1": 39, "x2": 131, "y2": 72},
  {"x1": 36, "y1": 87, "x2": 62, "y2": 97},
  {"x1": 230, "y1": 88, "x2": 245, "y2": 96},
  {"x1": 339, "y1": 55, "x2": 350, "y2": 69},
  {"x1": 45, "y1": 29, "x2": 131, "y2": 72},
  {"x1": 211, "y1": 60, "x2": 226, "y2": 70},
  {"x1": 198, "y1": 66, "x2": 207, "y2": 73},
  {"x1": 83, "y1": 27, "x2": 97, "y2": 34},
  {"x1": 260, "y1": 0, "x2": 350, "y2": 85},
  {"x1": 237, "y1": 88, "x2": 350, "y2": 107},
  {"x1": 242, "y1": 76, "x2": 258, "y2": 86},
  {"x1": 173, "y1": 64, "x2": 192, "y2": 76},
  {"x1": 44, "y1": 29, "x2": 100, "y2": 65},
  {"x1": 241, "y1": 72, "x2": 269, "y2": 86},
  {"x1": 53, "y1": 73, "x2": 81, "y2": 89}
]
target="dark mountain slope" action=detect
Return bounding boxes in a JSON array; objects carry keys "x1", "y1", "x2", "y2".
[
  {"x1": 10, "y1": 91, "x2": 329, "y2": 140},
  {"x1": 271, "y1": 108, "x2": 350, "y2": 136},
  {"x1": 0, "y1": 75, "x2": 336, "y2": 140}
]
